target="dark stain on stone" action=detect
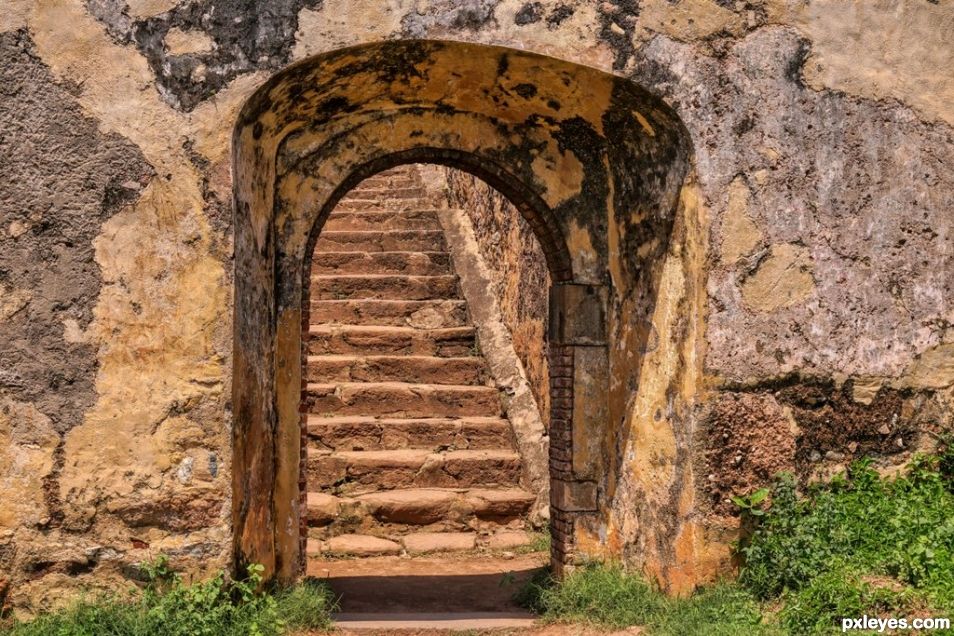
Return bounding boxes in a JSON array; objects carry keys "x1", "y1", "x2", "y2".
[
  {"x1": 514, "y1": 2, "x2": 543, "y2": 25},
  {"x1": 514, "y1": 82, "x2": 538, "y2": 99},
  {"x1": 784, "y1": 37, "x2": 812, "y2": 88},
  {"x1": 734, "y1": 114, "x2": 756, "y2": 136},
  {"x1": 705, "y1": 375, "x2": 943, "y2": 514},
  {"x1": 0, "y1": 30, "x2": 153, "y2": 437},
  {"x1": 775, "y1": 380, "x2": 923, "y2": 476},
  {"x1": 497, "y1": 53, "x2": 510, "y2": 77},
  {"x1": 85, "y1": 0, "x2": 324, "y2": 112},
  {"x1": 546, "y1": 4, "x2": 575, "y2": 27},
  {"x1": 314, "y1": 96, "x2": 353, "y2": 123},
  {"x1": 598, "y1": 0, "x2": 639, "y2": 70}
]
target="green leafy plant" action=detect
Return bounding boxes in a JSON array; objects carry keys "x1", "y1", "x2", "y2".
[
  {"x1": 732, "y1": 487, "x2": 771, "y2": 518},
  {"x1": 738, "y1": 449, "x2": 954, "y2": 634}
]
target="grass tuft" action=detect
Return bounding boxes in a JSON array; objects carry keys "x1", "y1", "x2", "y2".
[
  {"x1": 1, "y1": 560, "x2": 337, "y2": 636},
  {"x1": 519, "y1": 564, "x2": 778, "y2": 634}
]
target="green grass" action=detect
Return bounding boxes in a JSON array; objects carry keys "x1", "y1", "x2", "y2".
[
  {"x1": 519, "y1": 563, "x2": 780, "y2": 634},
  {"x1": 519, "y1": 444, "x2": 954, "y2": 635},
  {"x1": 739, "y1": 449, "x2": 954, "y2": 634},
  {"x1": 1, "y1": 560, "x2": 337, "y2": 636}
]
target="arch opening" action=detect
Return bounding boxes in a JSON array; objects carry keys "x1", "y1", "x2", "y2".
[
  {"x1": 232, "y1": 39, "x2": 693, "y2": 589},
  {"x1": 300, "y1": 161, "x2": 554, "y2": 609}
]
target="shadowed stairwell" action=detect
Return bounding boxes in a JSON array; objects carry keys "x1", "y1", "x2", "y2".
[{"x1": 302, "y1": 165, "x2": 547, "y2": 615}]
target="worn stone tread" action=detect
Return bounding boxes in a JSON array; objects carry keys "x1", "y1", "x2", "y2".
[
  {"x1": 309, "y1": 299, "x2": 469, "y2": 327},
  {"x1": 319, "y1": 534, "x2": 402, "y2": 556},
  {"x1": 307, "y1": 324, "x2": 476, "y2": 356},
  {"x1": 307, "y1": 448, "x2": 523, "y2": 490},
  {"x1": 311, "y1": 251, "x2": 452, "y2": 276},
  {"x1": 306, "y1": 354, "x2": 488, "y2": 385},
  {"x1": 305, "y1": 487, "x2": 536, "y2": 527},
  {"x1": 306, "y1": 415, "x2": 511, "y2": 451},
  {"x1": 323, "y1": 210, "x2": 443, "y2": 231},
  {"x1": 402, "y1": 532, "x2": 477, "y2": 554},
  {"x1": 304, "y1": 381, "x2": 504, "y2": 418},
  {"x1": 310, "y1": 274, "x2": 460, "y2": 300},
  {"x1": 315, "y1": 230, "x2": 446, "y2": 252}
]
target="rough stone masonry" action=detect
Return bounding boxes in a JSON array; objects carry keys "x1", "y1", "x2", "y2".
[{"x1": 0, "y1": 0, "x2": 952, "y2": 613}]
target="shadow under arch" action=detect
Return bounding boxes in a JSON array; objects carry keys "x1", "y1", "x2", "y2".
[{"x1": 232, "y1": 39, "x2": 693, "y2": 586}]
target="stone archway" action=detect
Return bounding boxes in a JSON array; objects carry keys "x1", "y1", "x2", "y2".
[{"x1": 232, "y1": 40, "x2": 691, "y2": 584}]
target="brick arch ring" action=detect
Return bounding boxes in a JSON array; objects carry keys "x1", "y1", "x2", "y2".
[{"x1": 232, "y1": 39, "x2": 692, "y2": 585}]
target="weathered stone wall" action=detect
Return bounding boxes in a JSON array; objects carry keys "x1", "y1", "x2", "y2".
[
  {"x1": 1, "y1": 0, "x2": 952, "y2": 611},
  {"x1": 441, "y1": 168, "x2": 552, "y2": 430}
]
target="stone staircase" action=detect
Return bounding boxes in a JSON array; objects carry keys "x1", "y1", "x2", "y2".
[{"x1": 304, "y1": 165, "x2": 537, "y2": 559}]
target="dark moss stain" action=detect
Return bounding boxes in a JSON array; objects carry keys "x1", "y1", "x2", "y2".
[
  {"x1": 549, "y1": 115, "x2": 609, "y2": 236},
  {"x1": 326, "y1": 41, "x2": 432, "y2": 90},
  {"x1": 602, "y1": 80, "x2": 689, "y2": 294},
  {"x1": 497, "y1": 53, "x2": 510, "y2": 77},
  {"x1": 546, "y1": 4, "x2": 575, "y2": 27},
  {"x1": 597, "y1": 0, "x2": 639, "y2": 70},
  {"x1": 514, "y1": 2, "x2": 544, "y2": 25},
  {"x1": 85, "y1": 0, "x2": 323, "y2": 112},
  {"x1": 784, "y1": 37, "x2": 812, "y2": 88},
  {"x1": 514, "y1": 82, "x2": 538, "y2": 99}
]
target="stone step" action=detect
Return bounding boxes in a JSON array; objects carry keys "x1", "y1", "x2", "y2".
[
  {"x1": 402, "y1": 532, "x2": 477, "y2": 554},
  {"x1": 306, "y1": 355, "x2": 489, "y2": 385},
  {"x1": 323, "y1": 210, "x2": 442, "y2": 231},
  {"x1": 310, "y1": 274, "x2": 460, "y2": 301},
  {"x1": 355, "y1": 176, "x2": 418, "y2": 188},
  {"x1": 311, "y1": 251, "x2": 452, "y2": 276},
  {"x1": 303, "y1": 382, "x2": 504, "y2": 418},
  {"x1": 333, "y1": 199, "x2": 427, "y2": 213},
  {"x1": 309, "y1": 532, "x2": 484, "y2": 558},
  {"x1": 309, "y1": 299, "x2": 469, "y2": 328},
  {"x1": 307, "y1": 448, "x2": 523, "y2": 491},
  {"x1": 306, "y1": 488, "x2": 535, "y2": 527},
  {"x1": 315, "y1": 534, "x2": 402, "y2": 557},
  {"x1": 315, "y1": 230, "x2": 447, "y2": 253},
  {"x1": 307, "y1": 325, "x2": 476, "y2": 356},
  {"x1": 306, "y1": 415, "x2": 512, "y2": 451},
  {"x1": 299, "y1": 530, "x2": 532, "y2": 558},
  {"x1": 340, "y1": 186, "x2": 425, "y2": 200}
]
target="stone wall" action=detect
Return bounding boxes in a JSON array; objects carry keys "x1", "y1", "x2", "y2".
[
  {"x1": 1, "y1": 0, "x2": 952, "y2": 612},
  {"x1": 441, "y1": 168, "x2": 552, "y2": 430}
]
